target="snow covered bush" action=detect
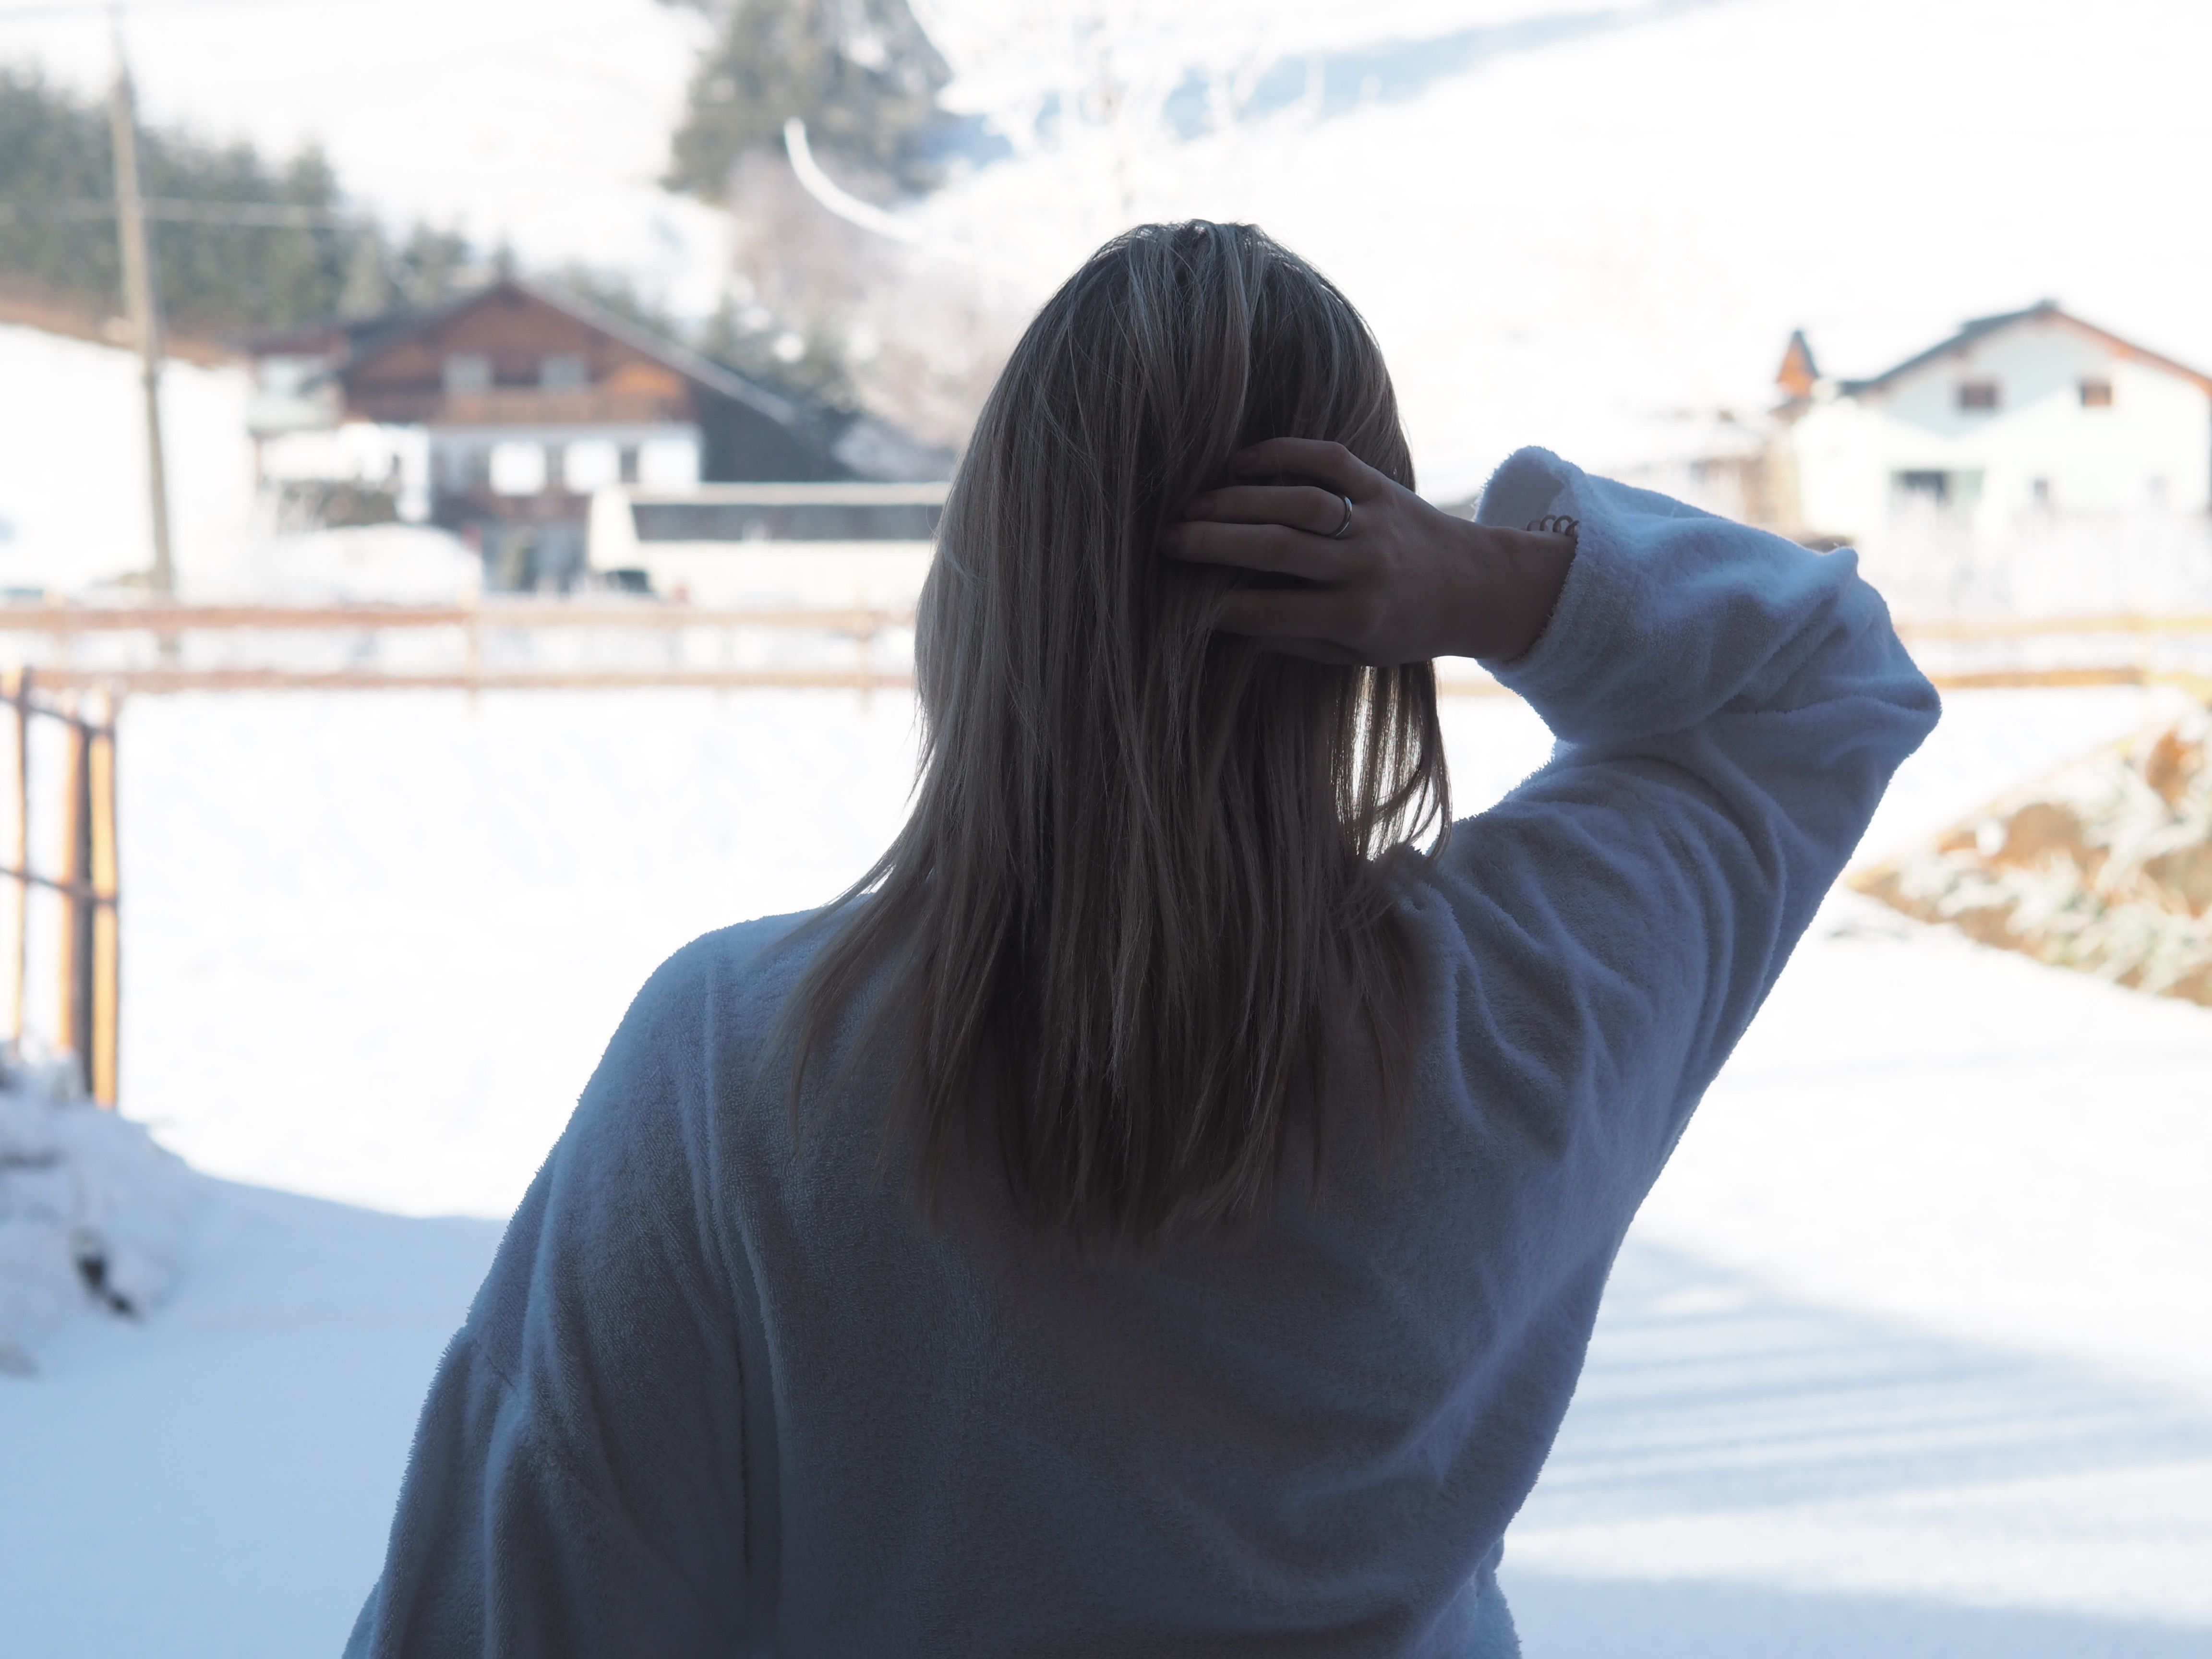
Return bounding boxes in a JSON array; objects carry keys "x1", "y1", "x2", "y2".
[
  {"x1": 0, "y1": 1055, "x2": 203, "y2": 1374},
  {"x1": 1856, "y1": 705, "x2": 2212, "y2": 1004}
]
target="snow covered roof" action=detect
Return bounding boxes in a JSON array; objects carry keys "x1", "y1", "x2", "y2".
[{"x1": 1839, "y1": 301, "x2": 2212, "y2": 399}]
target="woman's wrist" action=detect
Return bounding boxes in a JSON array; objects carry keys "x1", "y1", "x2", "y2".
[{"x1": 1453, "y1": 524, "x2": 1575, "y2": 663}]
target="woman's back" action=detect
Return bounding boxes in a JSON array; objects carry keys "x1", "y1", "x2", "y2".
[{"x1": 347, "y1": 442, "x2": 1937, "y2": 1656}]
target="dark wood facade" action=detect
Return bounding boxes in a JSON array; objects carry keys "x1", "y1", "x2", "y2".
[{"x1": 254, "y1": 279, "x2": 847, "y2": 587}]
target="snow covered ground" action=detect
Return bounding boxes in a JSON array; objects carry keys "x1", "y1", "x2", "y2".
[
  {"x1": 0, "y1": 1175, "x2": 499, "y2": 1657},
  {"x1": 2, "y1": 680, "x2": 2209, "y2": 1656},
  {"x1": 98, "y1": 678, "x2": 2180, "y2": 1219},
  {"x1": 0, "y1": 324, "x2": 486, "y2": 602},
  {"x1": 0, "y1": 325, "x2": 257, "y2": 596}
]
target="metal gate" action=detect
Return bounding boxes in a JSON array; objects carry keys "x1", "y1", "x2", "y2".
[{"x1": 2, "y1": 669, "x2": 121, "y2": 1106}]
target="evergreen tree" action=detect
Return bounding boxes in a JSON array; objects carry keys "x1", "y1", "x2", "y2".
[
  {"x1": 662, "y1": 0, "x2": 952, "y2": 198},
  {"x1": 549, "y1": 261, "x2": 684, "y2": 340},
  {"x1": 338, "y1": 229, "x2": 392, "y2": 317},
  {"x1": 386, "y1": 224, "x2": 475, "y2": 311},
  {"x1": 697, "y1": 288, "x2": 854, "y2": 407},
  {"x1": 142, "y1": 142, "x2": 352, "y2": 333},
  {"x1": 0, "y1": 66, "x2": 476, "y2": 335},
  {"x1": 0, "y1": 66, "x2": 130, "y2": 314}
]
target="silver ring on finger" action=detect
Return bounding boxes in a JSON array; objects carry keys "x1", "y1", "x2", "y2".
[{"x1": 1328, "y1": 493, "x2": 1354, "y2": 539}]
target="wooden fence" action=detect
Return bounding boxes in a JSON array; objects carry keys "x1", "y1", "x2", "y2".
[
  {"x1": 0, "y1": 601, "x2": 914, "y2": 695},
  {"x1": 2, "y1": 670, "x2": 121, "y2": 1106},
  {"x1": 1, "y1": 601, "x2": 2204, "y2": 1109},
  {"x1": 2, "y1": 602, "x2": 2211, "y2": 698}
]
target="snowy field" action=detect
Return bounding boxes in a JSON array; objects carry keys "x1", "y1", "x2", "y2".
[{"x1": 2, "y1": 680, "x2": 2209, "y2": 1656}]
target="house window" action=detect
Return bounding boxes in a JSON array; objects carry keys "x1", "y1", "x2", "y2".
[
  {"x1": 442, "y1": 353, "x2": 492, "y2": 395},
  {"x1": 541, "y1": 353, "x2": 589, "y2": 390},
  {"x1": 1956, "y1": 380, "x2": 1999, "y2": 411},
  {"x1": 489, "y1": 441, "x2": 550, "y2": 497},
  {"x1": 2079, "y1": 379, "x2": 2114, "y2": 408},
  {"x1": 1892, "y1": 469, "x2": 1985, "y2": 515},
  {"x1": 441, "y1": 445, "x2": 490, "y2": 490},
  {"x1": 637, "y1": 436, "x2": 700, "y2": 489},
  {"x1": 561, "y1": 439, "x2": 621, "y2": 493}
]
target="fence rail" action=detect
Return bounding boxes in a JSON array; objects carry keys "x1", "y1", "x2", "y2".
[
  {"x1": 9, "y1": 602, "x2": 2209, "y2": 634},
  {"x1": 19, "y1": 666, "x2": 2205, "y2": 697},
  {"x1": 1892, "y1": 613, "x2": 2212, "y2": 639},
  {"x1": 0, "y1": 601, "x2": 913, "y2": 635},
  {"x1": 0, "y1": 604, "x2": 2203, "y2": 1104},
  {"x1": 23, "y1": 666, "x2": 918, "y2": 695},
  {"x1": 3, "y1": 603, "x2": 2212, "y2": 700}
]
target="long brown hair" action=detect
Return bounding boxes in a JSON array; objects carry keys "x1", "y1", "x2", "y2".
[{"x1": 787, "y1": 221, "x2": 1449, "y2": 1246}]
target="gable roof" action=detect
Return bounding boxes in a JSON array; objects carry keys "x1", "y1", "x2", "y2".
[
  {"x1": 1840, "y1": 300, "x2": 2212, "y2": 398},
  {"x1": 252, "y1": 277, "x2": 813, "y2": 431},
  {"x1": 1775, "y1": 328, "x2": 1819, "y2": 399}
]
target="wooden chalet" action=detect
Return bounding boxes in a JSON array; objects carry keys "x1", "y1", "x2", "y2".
[{"x1": 249, "y1": 278, "x2": 914, "y2": 588}]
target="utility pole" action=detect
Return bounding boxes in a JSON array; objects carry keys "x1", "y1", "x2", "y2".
[{"x1": 108, "y1": 41, "x2": 176, "y2": 601}]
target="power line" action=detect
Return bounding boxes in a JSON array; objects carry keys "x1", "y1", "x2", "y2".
[
  {"x1": 0, "y1": 0, "x2": 344, "y2": 25},
  {"x1": 0, "y1": 195, "x2": 367, "y2": 226}
]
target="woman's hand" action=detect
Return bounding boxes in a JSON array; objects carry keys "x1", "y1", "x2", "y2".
[{"x1": 1159, "y1": 437, "x2": 1574, "y2": 666}]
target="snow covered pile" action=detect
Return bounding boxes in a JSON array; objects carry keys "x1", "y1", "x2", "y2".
[
  {"x1": 0, "y1": 1056, "x2": 203, "y2": 1374},
  {"x1": 195, "y1": 524, "x2": 484, "y2": 605},
  {"x1": 0, "y1": 324, "x2": 255, "y2": 598},
  {"x1": 1856, "y1": 706, "x2": 2212, "y2": 1005}
]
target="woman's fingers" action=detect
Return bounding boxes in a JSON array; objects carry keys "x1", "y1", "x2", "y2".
[
  {"x1": 1216, "y1": 586, "x2": 1381, "y2": 650},
  {"x1": 1161, "y1": 438, "x2": 1421, "y2": 662},
  {"x1": 1161, "y1": 519, "x2": 1362, "y2": 581},
  {"x1": 1227, "y1": 437, "x2": 1379, "y2": 500},
  {"x1": 1242, "y1": 636, "x2": 1364, "y2": 665},
  {"x1": 1182, "y1": 483, "x2": 1348, "y2": 535}
]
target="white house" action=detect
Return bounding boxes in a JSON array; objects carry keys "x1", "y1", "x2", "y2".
[{"x1": 1781, "y1": 303, "x2": 2212, "y2": 541}]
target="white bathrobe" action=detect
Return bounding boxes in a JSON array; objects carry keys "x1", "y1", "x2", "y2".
[{"x1": 346, "y1": 449, "x2": 1940, "y2": 1657}]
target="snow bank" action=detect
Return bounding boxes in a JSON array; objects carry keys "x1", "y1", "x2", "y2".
[
  {"x1": 0, "y1": 1175, "x2": 500, "y2": 1659},
  {"x1": 0, "y1": 1055, "x2": 203, "y2": 1374},
  {"x1": 193, "y1": 524, "x2": 484, "y2": 605},
  {"x1": 1860, "y1": 705, "x2": 2212, "y2": 1004},
  {"x1": 0, "y1": 324, "x2": 255, "y2": 597}
]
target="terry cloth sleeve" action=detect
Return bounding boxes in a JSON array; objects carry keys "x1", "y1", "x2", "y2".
[
  {"x1": 1433, "y1": 448, "x2": 1939, "y2": 1180},
  {"x1": 344, "y1": 942, "x2": 759, "y2": 1659}
]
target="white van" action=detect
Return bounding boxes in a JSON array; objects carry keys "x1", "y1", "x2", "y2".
[{"x1": 587, "y1": 481, "x2": 946, "y2": 609}]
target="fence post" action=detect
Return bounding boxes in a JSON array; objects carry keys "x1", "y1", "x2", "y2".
[
  {"x1": 88, "y1": 701, "x2": 120, "y2": 1106},
  {"x1": 8, "y1": 667, "x2": 25, "y2": 1046},
  {"x1": 852, "y1": 599, "x2": 881, "y2": 707},
  {"x1": 54, "y1": 707, "x2": 91, "y2": 1085},
  {"x1": 463, "y1": 592, "x2": 481, "y2": 702}
]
